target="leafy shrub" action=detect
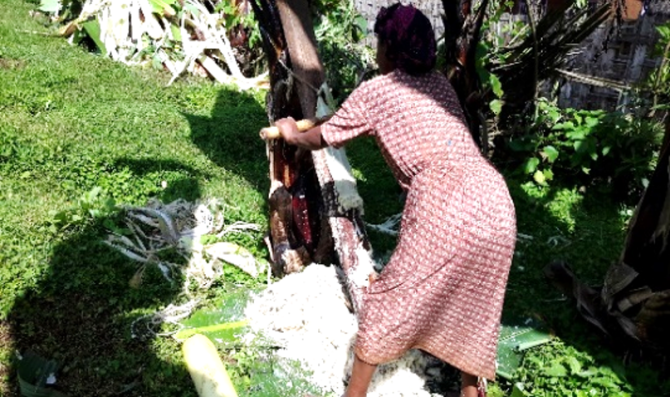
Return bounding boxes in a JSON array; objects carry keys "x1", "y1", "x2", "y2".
[
  {"x1": 514, "y1": 342, "x2": 634, "y2": 397},
  {"x1": 504, "y1": 98, "x2": 663, "y2": 199},
  {"x1": 49, "y1": 186, "x2": 118, "y2": 233},
  {"x1": 312, "y1": 0, "x2": 374, "y2": 103},
  {"x1": 641, "y1": 21, "x2": 670, "y2": 114}
]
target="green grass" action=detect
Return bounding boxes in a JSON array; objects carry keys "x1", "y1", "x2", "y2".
[
  {"x1": 0, "y1": 1, "x2": 269, "y2": 395},
  {"x1": 0, "y1": 1, "x2": 668, "y2": 396}
]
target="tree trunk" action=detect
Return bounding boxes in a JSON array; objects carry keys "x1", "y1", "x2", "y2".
[{"x1": 252, "y1": 0, "x2": 374, "y2": 295}]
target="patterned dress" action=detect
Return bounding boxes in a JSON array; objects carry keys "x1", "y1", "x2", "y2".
[{"x1": 320, "y1": 70, "x2": 517, "y2": 380}]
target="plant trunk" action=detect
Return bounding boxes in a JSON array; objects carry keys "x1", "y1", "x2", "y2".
[{"x1": 252, "y1": 0, "x2": 373, "y2": 288}]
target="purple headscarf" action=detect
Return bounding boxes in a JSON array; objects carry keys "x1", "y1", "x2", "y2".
[{"x1": 374, "y1": 3, "x2": 437, "y2": 75}]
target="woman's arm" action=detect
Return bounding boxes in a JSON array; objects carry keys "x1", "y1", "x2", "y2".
[{"x1": 275, "y1": 117, "x2": 328, "y2": 150}]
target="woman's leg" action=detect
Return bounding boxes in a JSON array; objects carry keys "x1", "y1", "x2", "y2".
[
  {"x1": 461, "y1": 372, "x2": 479, "y2": 397},
  {"x1": 344, "y1": 354, "x2": 377, "y2": 397}
]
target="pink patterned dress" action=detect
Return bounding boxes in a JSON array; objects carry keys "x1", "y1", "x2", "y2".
[{"x1": 320, "y1": 70, "x2": 517, "y2": 380}]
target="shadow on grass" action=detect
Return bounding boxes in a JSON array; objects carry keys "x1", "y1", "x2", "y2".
[
  {"x1": 113, "y1": 157, "x2": 204, "y2": 203},
  {"x1": 2, "y1": 158, "x2": 209, "y2": 395},
  {"x1": 183, "y1": 88, "x2": 270, "y2": 194},
  {"x1": 4, "y1": 216, "x2": 197, "y2": 397},
  {"x1": 1, "y1": 102, "x2": 270, "y2": 396}
]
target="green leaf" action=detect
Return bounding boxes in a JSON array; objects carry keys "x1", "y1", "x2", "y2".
[
  {"x1": 566, "y1": 356, "x2": 582, "y2": 375},
  {"x1": 39, "y1": 0, "x2": 61, "y2": 13},
  {"x1": 149, "y1": 0, "x2": 177, "y2": 16},
  {"x1": 355, "y1": 15, "x2": 367, "y2": 36},
  {"x1": 553, "y1": 121, "x2": 575, "y2": 131},
  {"x1": 590, "y1": 376, "x2": 621, "y2": 390},
  {"x1": 523, "y1": 157, "x2": 540, "y2": 174},
  {"x1": 489, "y1": 73, "x2": 503, "y2": 98},
  {"x1": 170, "y1": 24, "x2": 182, "y2": 42},
  {"x1": 543, "y1": 168, "x2": 554, "y2": 181},
  {"x1": 542, "y1": 145, "x2": 559, "y2": 163},
  {"x1": 547, "y1": 109, "x2": 561, "y2": 123},
  {"x1": 490, "y1": 99, "x2": 502, "y2": 115},
  {"x1": 510, "y1": 383, "x2": 531, "y2": 397},
  {"x1": 174, "y1": 289, "x2": 252, "y2": 342},
  {"x1": 602, "y1": 146, "x2": 612, "y2": 156},
  {"x1": 152, "y1": 55, "x2": 163, "y2": 70},
  {"x1": 185, "y1": 3, "x2": 200, "y2": 16},
  {"x1": 578, "y1": 367, "x2": 599, "y2": 378},
  {"x1": 585, "y1": 116, "x2": 599, "y2": 128},
  {"x1": 566, "y1": 127, "x2": 587, "y2": 140},
  {"x1": 582, "y1": 166, "x2": 591, "y2": 175},
  {"x1": 533, "y1": 170, "x2": 547, "y2": 185},
  {"x1": 82, "y1": 20, "x2": 107, "y2": 54},
  {"x1": 544, "y1": 362, "x2": 568, "y2": 377}
]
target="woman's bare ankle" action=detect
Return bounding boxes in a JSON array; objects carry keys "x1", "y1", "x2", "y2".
[{"x1": 460, "y1": 372, "x2": 479, "y2": 397}]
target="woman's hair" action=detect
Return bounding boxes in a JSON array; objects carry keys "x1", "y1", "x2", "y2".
[{"x1": 374, "y1": 3, "x2": 437, "y2": 75}]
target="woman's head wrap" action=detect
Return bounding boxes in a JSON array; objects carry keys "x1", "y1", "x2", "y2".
[{"x1": 374, "y1": 3, "x2": 436, "y2": 75}]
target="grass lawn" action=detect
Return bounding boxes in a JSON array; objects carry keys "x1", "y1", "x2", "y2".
[{"x1": 0, "y1": 1, "x2": 668, "y2": 396}]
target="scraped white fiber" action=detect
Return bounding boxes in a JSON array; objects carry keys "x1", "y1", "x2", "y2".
[
  {"x1": 324, "y1": 146, "x2": 364, "y2": 213},
  {"x1": 244, "y1": 264, "x2": 445, "y2": 397}
]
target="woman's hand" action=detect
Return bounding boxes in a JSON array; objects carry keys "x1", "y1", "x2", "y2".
[
  {"x1": 275, "y1": 117, "x2": 299, "y2": 145},
  {"x1": 274, "y1": 117, "x2": 327, "y2": 150}
]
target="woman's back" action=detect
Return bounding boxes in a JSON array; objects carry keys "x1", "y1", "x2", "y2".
[{"x1": 329, "y1": 70, "x2": 484, "y2": 189}]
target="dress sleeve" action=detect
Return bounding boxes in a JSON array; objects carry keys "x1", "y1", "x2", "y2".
[{"x1": 321, "y1": 82, "x2": 373, "y2": 149}]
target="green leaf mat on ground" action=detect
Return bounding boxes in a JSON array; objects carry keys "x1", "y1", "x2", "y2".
[
  {"x1": 496, "y1": 319, "x2": 553, "y2": 380},
  {"x1": 17, "y1": 351, "x2": 66, "y2": 397},
  {"x1": 175, "y1": 289, "x2": 252, "y2": 343}
]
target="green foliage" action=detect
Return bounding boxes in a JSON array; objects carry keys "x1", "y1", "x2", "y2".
[
  {"x1": 511, "y1": 340, "x2": 670, "y2": 397},
  {"x1": 48, "y1": 186, "x2": 118, "y2": 233},
  {"x1": 505, "y1": 99, "x2": 662, "y2": 196},
  {"x1": 215, "y1": 0, "x2": 262, "y2": 50},
  {"x1": 476, "y1": 42, "x2": 505, "y2": 116},
  {"x1": 226, "y1": 344, "x2": 325, "y2": 397},
  {"x1": 175, "y1": 288, "x2": 251, "y2": 341},
  {"x1": 475, "y1": 1, "x2": 517, "y2": 116},
  {"x1": 0, "y1": 2, "x2": 268, "y2": 395},
  {"x1": 642, "y1": 21, "x2": 670, "y2": 112},
  {"x1": 313, "y1": 0, "x2": 373, "y2": 103}
]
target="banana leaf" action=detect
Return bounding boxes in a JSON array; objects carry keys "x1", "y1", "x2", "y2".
[
  {"x1": 82, "y1": 20, "x2": 107, "y2": 55},
  {"x1": 17, "y1": 351, "x2": 67, "y2": 397},
  {"x1": 496, "y1": 319, "x2": 553, "y2": 380},
  {"x1": 174, "y1": 289, "x2": 252, "y2": 343}
]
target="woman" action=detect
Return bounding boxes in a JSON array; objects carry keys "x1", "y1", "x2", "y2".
[{"x1": 275, "y1": 4, "x2": 516, "y2": 397}]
